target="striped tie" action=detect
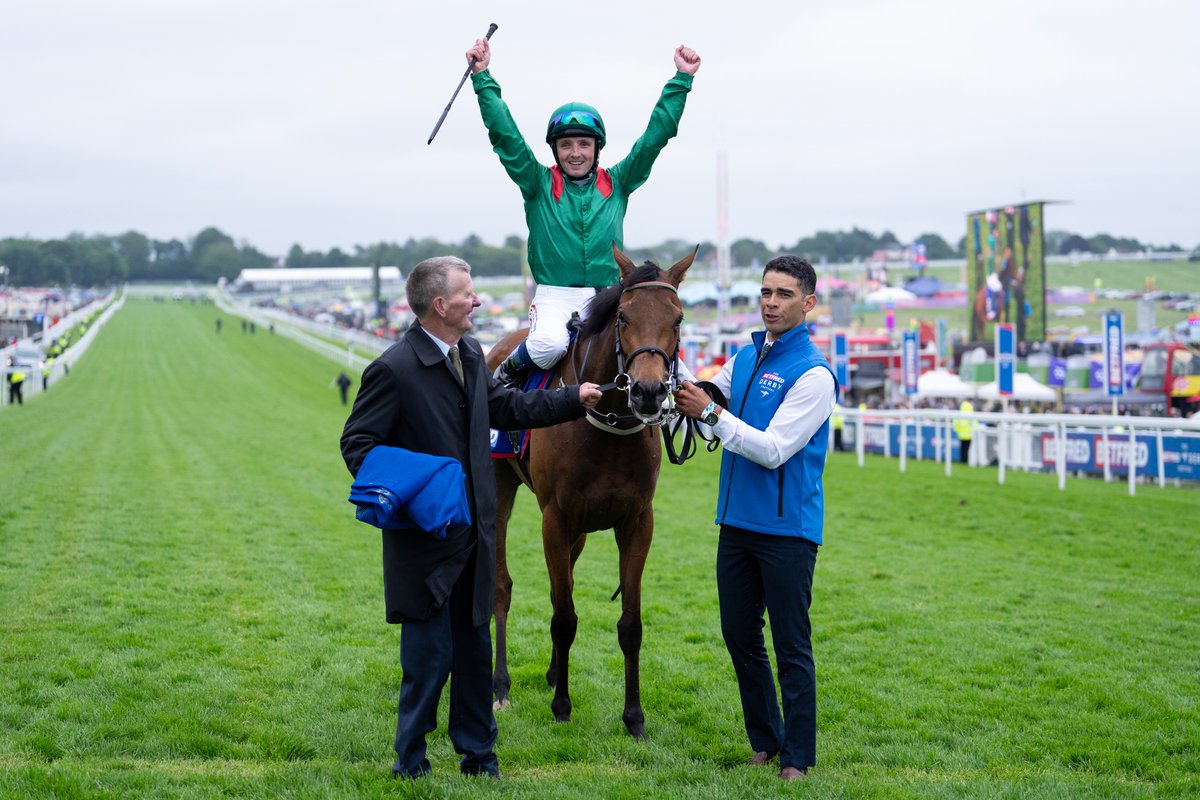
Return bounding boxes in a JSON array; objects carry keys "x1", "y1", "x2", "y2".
[{"x1": 448, "y1": 345, "x2": 464, "y2": 383}]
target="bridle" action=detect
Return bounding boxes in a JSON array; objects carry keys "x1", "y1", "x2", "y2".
[{"x1": 576, "y1": 279, "x2": 681, "y2": 432}]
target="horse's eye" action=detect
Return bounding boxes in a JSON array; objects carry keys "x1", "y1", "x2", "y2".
[
  {"x1": 616, "y1": 310, "x2": 627, "y2": 325},
  {"x1": 675, "y1": 315, "x2": 684, "y2": 327}
]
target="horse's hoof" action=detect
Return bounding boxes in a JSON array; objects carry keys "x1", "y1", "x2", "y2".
[
  {"x1": 554, "y1": 712, "x2": 571, "y2": 724},
  {"x1": 493, "y1": 698, "x2": 510, "y2": 711},
  {"x1": 624, "y1": 710, "x2": 646, "y2": 740}
]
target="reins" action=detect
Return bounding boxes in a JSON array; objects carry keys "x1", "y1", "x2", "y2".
[{"x1": 661, "y1": 381, "x2": 725, "y2": 465}]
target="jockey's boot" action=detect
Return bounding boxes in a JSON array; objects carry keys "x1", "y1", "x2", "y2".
[{"x1": 494, "y1": 341, "x2": 535, "y2": 388}]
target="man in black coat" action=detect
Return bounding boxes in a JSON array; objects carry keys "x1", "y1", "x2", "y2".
[{"x1": 341, "y1": 256, "x2": 601, "y2": 780}]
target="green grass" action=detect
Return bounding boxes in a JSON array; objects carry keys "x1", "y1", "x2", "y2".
[{"x1": 1, "y1": 299, "x2": 1197, "y2": 798}]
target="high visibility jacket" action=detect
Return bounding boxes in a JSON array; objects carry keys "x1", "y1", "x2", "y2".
[{"x1": 953, "y1": 400, "x2": 974, "y2": 441}]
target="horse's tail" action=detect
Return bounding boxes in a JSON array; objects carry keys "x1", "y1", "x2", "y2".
[{"x1": 610, "y1": 585, "x2": 622, "y2": 602}]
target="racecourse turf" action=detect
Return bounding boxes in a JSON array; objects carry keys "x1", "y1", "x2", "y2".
[{"x1": 0, "y1": 298, "x2": 1197, "y2": 799}]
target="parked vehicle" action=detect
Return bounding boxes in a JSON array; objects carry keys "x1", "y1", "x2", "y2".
[{"x1": 1138, "y1": 342, "x2": 1200, "y2": 416}]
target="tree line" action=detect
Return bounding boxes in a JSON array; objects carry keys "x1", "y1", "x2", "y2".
[{"x1": 0, "y1": 226, "x2": 1189, "y2": 288}]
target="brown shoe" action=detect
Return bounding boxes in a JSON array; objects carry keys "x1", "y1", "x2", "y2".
[
  {"x1": 747, "y1": 751, "x2": 777, "y2": 766},
  {"x1": 780, "y1": 766, "x2": 808, "y2": 781}
]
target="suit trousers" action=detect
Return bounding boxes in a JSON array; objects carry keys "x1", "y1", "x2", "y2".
[
  {"x1": 717, "y1": 525, "x2": 818, "y2": 770},
  {"x1": 393, "y1": 553, "x2": 499, "y2": 778}
]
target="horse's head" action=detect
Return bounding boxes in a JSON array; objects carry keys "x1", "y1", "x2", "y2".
[{"x1": 607, "y1": 243, "x2": 695, "y2": 423}]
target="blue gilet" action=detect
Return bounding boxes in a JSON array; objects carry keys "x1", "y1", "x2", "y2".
[{"x1": 716, "y1": 326, "x2": 835, "y2": 544}]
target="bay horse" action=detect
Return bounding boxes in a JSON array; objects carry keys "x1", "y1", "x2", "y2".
[{"x1": 487, "y1": 244, "x2": 694, "y2": 738}]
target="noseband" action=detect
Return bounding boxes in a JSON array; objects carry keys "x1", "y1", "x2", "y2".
[{"x1": 582, "y1": 279, "x2": 681, "y2": 430}]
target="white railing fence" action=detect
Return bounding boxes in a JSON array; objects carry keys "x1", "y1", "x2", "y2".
[
  {"x1": 215, "y1": 289, "x2": 376, "y2": 372},
  {"x1": 1, "y1": 293, "x2": 125, "y2": 409},
  {"x1": 837, "y1": 407, "x2": 1200, "y2": 495}
]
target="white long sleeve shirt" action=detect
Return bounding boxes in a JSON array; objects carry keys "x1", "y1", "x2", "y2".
[{"x1": 691, "y1": 343, "x2": 836, "y2": 470}]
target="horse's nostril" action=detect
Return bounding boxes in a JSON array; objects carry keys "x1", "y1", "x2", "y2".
[{"x1": 631, "y1": 381, "x2": 666, "y2": 409}]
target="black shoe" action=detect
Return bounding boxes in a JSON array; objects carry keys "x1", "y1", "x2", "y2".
[
  {"x1": 494, "y1": 358, "x2": 526, "y2": 389},
  {"x1": 492, "y1": 362, "x2": 520, "y2": 388}
]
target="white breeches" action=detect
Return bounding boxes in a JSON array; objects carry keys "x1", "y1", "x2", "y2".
[{"x1": 525, "y1": 285, "x2": 597, "y2": 368}]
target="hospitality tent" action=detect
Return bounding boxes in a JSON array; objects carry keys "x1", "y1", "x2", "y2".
[
  {"x1": 864, "y1": 287, "x2": 918, "y2": 304},
  {"x1": 678, "y1": 282, "x2": 719, "y2": 306},
  {"x1": 916, "y1": 369, "x2": 977, "y2": 399},
  {"x1": 977, "y1": 373, "x2": 1057, "y2": 402}
]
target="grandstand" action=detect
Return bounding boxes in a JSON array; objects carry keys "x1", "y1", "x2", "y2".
[{"x1": 230, "y1": 266, "x2": 403, "y2": 295}]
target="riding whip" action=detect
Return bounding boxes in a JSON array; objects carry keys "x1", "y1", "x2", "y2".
[{"x1": 427, "y1": 23, "x2": 498, "y2": 145}]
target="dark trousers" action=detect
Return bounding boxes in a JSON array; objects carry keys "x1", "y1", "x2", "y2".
[
  {"x1": 717, "y1": 525, "x2": 818, "y2": 770},
  {"x1": 960, "y1": 439, "x2": 971, "y2": 464},
  {"x1": 393, "y1": 562, "x2": 498, "y2": 778}
]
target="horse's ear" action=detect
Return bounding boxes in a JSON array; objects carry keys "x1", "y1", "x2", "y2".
[
  {"x1": 612, "y1": 243, "x2": 637, "y2": 281},
  {"x1": 666, "y1": 245, "x2": 699, "y2": 286}
]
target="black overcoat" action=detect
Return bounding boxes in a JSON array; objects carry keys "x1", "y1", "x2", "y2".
[{"x1": 341, "y1": 322, "x2": 582, "y2": 626}]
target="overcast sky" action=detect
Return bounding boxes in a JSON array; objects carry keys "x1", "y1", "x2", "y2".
[{"x1": 4, "y1": 0, "x2": 1197, "y2": 256}]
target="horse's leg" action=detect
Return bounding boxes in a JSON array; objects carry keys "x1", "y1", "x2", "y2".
[
  {"x1": 492, "y1": 461, "x2": 522, "y2": 709},
  {"x1": 545, "y1": 535, "x2": 586, "y2": 690},
  {"x1": 614, "y1": 508, "x2": 653, "y2": 739},
  {"x1": 542, "y1": 509, "x2": 582, "y2": 723}
]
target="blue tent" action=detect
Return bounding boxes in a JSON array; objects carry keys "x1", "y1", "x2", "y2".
[{"x1": 903, "y1": 276, "x2": 946, "y2": 298}]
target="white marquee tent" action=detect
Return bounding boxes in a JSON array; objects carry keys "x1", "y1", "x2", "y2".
[
  {"x1": 916, "y1": 369, "x2": 977, "y2": 399},
  {"x1": 977, "y1": 373, "x2": 1057, "y2": 402}
]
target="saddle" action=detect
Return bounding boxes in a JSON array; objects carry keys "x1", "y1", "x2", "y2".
[{"x1": 489, "y1": 314, "x2": 583, "y2": 462}]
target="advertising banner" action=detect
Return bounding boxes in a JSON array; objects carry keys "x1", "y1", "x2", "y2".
[
  {"x1": 902, "y1": 331, "x2": 919, "y2": 395},
  {"x1": 1047, "y1": 357, "x2": 1067, "y2": 387},
  {"x1": 857, "y1": 421, "x2": 960, "y2": 461},
  {"x1": 996, "y1": 323, "x2": 1015, "y2": 396},
  {"x1": 833, "y1": 333, "x2": 850, "y2": 390},
  {"x1": 1040, "y1": 432, "x2": 1200, "y2": 481},
  {"x1": 1103, "y1": 311, "x2": 1125, "y2": 397},
  {"x1": 936, "y1": 318, "x2": 948, "y2": 367}
]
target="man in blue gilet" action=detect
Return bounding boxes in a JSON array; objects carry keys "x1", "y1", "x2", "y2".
[{"x1": 675, "y1": 255, "x2": 836, "y2": 781}]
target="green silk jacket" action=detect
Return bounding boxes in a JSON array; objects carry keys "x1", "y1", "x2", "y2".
[{"x1": 471, "y1": 69, "x2": 693, "y2": 288}]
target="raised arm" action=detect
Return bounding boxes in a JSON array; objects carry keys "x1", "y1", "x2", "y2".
[
  {"x1": 467, "y1": 38, "x2": 544, "y2": 199},
  {"x1": 609, "y1": 45, "x2": 701, "y2": 194}
]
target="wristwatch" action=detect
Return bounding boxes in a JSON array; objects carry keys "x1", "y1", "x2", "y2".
[{"x1": 700, "y1": 401, "x2": 720, "y2": 426}]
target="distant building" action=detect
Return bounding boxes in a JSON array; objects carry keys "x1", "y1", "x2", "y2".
[{"x1": 231, "y1": 266, "x2": 403, "y2": 294}]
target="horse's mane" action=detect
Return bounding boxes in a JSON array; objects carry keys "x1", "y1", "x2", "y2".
[{"x1": 579, "y1": 263, "x2": 664, "y2": 339}]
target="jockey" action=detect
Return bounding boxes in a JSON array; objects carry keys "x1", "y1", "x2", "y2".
[{"x1": 467, "y1": 37, "x2": 701, "y2": 386}]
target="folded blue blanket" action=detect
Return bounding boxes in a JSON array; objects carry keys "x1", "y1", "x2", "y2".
[{"x1": 349, "y1": 446, "x2": 471, "y2": 539}]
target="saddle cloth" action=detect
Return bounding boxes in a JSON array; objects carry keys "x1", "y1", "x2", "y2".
[{"x1": 489, "y1": 368, "x2": 556, "y2": 460}]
